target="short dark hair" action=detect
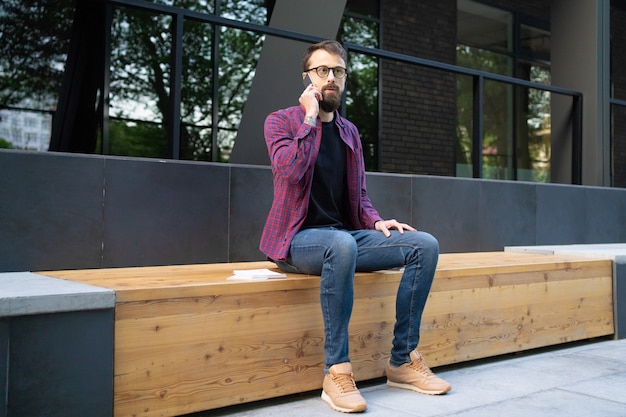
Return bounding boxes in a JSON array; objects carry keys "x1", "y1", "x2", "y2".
[{"x1": 301, "y1": 40, "x2": 348, "y2": 72}]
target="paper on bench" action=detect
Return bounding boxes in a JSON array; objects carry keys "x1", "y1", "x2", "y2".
[{"x1": 227, "y1": 268, "x2": 287, "y2": 281}]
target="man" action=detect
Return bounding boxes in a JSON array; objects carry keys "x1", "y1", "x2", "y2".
[{"x1": 260, "y1": 40, "x2": 451, "y2": 413}]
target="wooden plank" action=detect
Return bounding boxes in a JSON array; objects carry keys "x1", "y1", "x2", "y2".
[
  {"x1": 41, "y1": 252, "x2": 610, "y2": 298},
  {"x1": 420, "y1": 276, "x2": 614, "y2": 366}
]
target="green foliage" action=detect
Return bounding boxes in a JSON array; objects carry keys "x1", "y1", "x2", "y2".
[
  {"x1": 106, "y1": 120, "x2": 168, "y2": 158},
  {"x1": 340, "y1": 15, "x2": 380, "y2": 171},
  {"x1": 0, "y1": 137, "x2": 13, "y2": 148}
]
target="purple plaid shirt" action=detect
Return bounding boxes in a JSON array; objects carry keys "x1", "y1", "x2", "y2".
[{"x1": 260, "y1": 105, "x2": 382, "y2": 261}]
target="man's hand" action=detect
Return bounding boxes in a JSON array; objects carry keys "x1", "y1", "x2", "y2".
[
  {"x1": 299, "y1": 84, "x2": 321, "y2": 119},
  {"x1": 375, "y1": 219, "x2": 416, "y2": 237}
]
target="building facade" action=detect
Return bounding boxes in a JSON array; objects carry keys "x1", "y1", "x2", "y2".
[
  {"x1": 0, "y1": 109, "x2": 52, "y2": 151},
  {"x1": 1, "y1": 0, "x2": 624, "y2": 187}
]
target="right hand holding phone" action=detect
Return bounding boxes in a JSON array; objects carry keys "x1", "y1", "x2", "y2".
[{"x1": 300, "y1": 73, "x2": 321, "y2": 117}]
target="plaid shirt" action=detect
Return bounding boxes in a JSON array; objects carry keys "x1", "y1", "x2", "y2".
[{"x1": 260, "y1": 105, "x2": 382, "y2": 261}]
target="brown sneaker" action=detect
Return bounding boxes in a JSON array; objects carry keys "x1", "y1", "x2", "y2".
[
  {"x1": 321, "y1": 362, "x2": 368, "y2": 413},
  {"x1": 386, "y1": 350, "x2": 451, "y2": 395}
]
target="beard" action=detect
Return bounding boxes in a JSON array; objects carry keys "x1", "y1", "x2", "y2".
[{"x1": 320, "y1": 86, "x2": 342, "y2": 112}]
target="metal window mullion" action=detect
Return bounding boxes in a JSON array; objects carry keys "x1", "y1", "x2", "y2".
[
  {"x1": 102, "y1": 2, "x2": 113, "y2": 155},
  {"x1": 210, "y1": 0, "x2": 221, "y2": 162},
  {"x1": 512, "y1": 81, "x2": 518, "y2": 181},
  {"x1": 572, "y1": 94, "x2": 583, "y2": 185},
  {"x1": 472, "y1": 75, "x2": 484, "y2": 178},
  {"x1": 170, "y1": 12, "x2": 183, "y2": 159}
]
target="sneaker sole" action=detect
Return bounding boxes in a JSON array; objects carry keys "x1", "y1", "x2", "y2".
[
  {"x1": 321, "y1": 391, "x2": 368, "y2": 413},
  {"x1": 386, "y1": 379, "x2": 451, "y2": 395}
]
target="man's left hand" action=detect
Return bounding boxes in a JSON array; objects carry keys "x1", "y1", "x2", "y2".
[{"x1": 375, "y1": 219, "x2": 416, "y2": 237}]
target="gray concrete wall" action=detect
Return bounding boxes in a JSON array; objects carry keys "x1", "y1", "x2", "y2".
[
  {"x1": 1, "y1": 272, "x2": 115, "y2": 417},
  {"x1": 1, "y1": 149, "x2": 626, "y2": 272}
]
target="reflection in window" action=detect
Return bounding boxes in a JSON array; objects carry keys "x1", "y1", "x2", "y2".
[
  {"x1": 106, "y1": 1, "x2": 268, "y2": 161},
  {"x1": 457, "y1": 0, "x2": 512, "y2": 52},
  {"x1": 341, "y1": 0, "x2": 380, "y2": 171},
  {"x1": 180, "y1": 18, "x2": 214, "y2": 161},
  {"x1": 108, "y1": 6, "x2": 171, "y2": 158},
  {"x1": 221, "y1": 0, "x2": 266, "y2": 23},
  {"x1": 456, "y1": 46, "x2": 512, "y2": 178},
  {"x1": 456, "y1": 0, "x2": 551, "y2": 182},
  {"x1": 520, "y1": 25, "x2": 550, "y2": 61},
  {"x1": 163, "y1": 0, "x2": 215, "y2": 15},
  {"x1": 204, "y1": 26, "x2": 264, "y2": 162},
  {"x1": 0, "y1": 0, "x2": 74, "y2": 150}
]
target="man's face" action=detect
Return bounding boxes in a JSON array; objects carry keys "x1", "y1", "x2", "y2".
[{"x1": 305, "y1": 49, "x2": 346, "y2": 113}]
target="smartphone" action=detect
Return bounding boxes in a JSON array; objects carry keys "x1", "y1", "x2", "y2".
[{"x1": 302, "y1": 72, "x2": 314, "y2": 88}]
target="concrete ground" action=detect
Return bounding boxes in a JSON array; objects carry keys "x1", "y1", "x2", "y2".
[{"x1": 186, "y1": 338, "x2": 626, "y2": 417}]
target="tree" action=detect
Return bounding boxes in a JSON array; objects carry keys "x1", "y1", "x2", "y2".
[
  {"x1": 339, "y1": 15, "x2": 379, "y2": 171},
  {"x1": 0, "y1": 0, "x2": 268, "y2": 159},
  {"x1": 108, "y1": 0, "x2": 267, "y2": 160},
  {"x1": 1, "y1": 0, "x2": 380, "y2": 165},
  {"x1": 0, "y1": 0, "x2": 73, "y2": 108}
]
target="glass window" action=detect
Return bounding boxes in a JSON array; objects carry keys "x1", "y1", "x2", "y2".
[
  {"x1": 345, "y1": 0, "x2": 379, "y2": 18},
  {"x1": 220, "y1": 0, "x2": 267, "y2": 23},
  {"x1": 457, "y1": 0, "x2": 512, "y2": 53},
  {"x1": 162, "y1": 0, "x2": 215, "y2": 15},
  {"x1": 179, "y1": 18, "x2": 214, "y2": 161},
  {"x1": 341, "y1": 0, "x2": 380, "y2": 171},
  {"x1": 520, "y1": 24, "x2": 550, "y2": 62},
  {"x1": 0, "y1": 0, "x2": 74, "y2": 151},
  {"x1": 108, "y1": 6, "x2": 171, "y2": 158},
  {"x1": 456, "y1": 46, "x2": 513, "y2": 178},
  {"x1": 179, "y1": 19, "x2": 264, "y2": 162},
  {"x1": 457, "y1": 0, "x2": 551, "y2": 182},
  {"x1": 211, "y1": 27, "x2": 263, "y2": 162}
]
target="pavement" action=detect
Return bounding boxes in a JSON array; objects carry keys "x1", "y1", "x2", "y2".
[{"x1": 187, "y1": 337, "x2": 626, "y2": 417}]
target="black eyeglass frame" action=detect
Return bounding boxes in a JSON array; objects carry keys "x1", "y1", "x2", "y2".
[{"x1": 305, "y1": 65, "x2": 348, "y2": 79}]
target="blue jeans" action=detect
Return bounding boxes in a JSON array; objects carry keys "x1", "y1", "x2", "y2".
[{"x1": 275, "y1": 227, "x2": 439, "y2": 370}]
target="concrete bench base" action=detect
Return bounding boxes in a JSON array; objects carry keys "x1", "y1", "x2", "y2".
[
  {"x1": 42, "y1": 251, "x2": 614, "y2": 417},
  {"x1": 0, "y1": 272, "x2": 115, "y2": 417}
]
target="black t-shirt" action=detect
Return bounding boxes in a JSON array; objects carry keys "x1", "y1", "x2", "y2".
[{"x1": 302, "y1": 121, "x2": 351, "y2": 229}]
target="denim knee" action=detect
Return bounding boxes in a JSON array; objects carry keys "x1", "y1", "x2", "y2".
[{"x1": 326, "y1": 230, "x2": 358, "y2": 262}]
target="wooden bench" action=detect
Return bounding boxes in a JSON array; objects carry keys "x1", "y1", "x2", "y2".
[{"x1": 41, "y1": 251, "x2": 615, "y2": 417}]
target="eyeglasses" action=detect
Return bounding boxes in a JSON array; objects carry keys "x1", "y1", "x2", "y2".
[{"x1": 306, "y1": 65, "x2": 347, "y2": 79}]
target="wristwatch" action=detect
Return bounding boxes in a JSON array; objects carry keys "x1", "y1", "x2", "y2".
[{"x1": 304, "y1": 116, "x2": 316, "y2": 127}]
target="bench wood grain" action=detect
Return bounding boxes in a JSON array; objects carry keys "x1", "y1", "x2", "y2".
[{"x1": 41, "y1": 251, "x2": 614, "y2": 417}]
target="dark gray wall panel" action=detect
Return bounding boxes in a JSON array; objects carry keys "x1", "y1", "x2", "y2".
[
  {"x1": 0, "y1": 151, "x2": 104, "y2": 272},
  {"x1": 411, "y1": 176, "x2": 481, "y2": 253},
  {"x1": 229, "y1": 165, "x2": 272, "y2": 261},
  {"x1": 536, "y1": 183, "x2": 587, "y2": 244},
  {"x1": 584, "y1": 186, "x2": 626, "y2": 243},
  {"x1": 102, "y1": 158, "x2": 229, "y2": 267},
  {"x1": 2, "y1": 150, "x2": 626, "y2": 272},
  {"x1": 9, "y1": 310, "x2": 114, "y2": 417},
  {"x1": 366, "y1": 173, "x2": 413, "y2": 224},
  {"x1": 477, "y1": 180, "x2": 537, "y2": 251}
]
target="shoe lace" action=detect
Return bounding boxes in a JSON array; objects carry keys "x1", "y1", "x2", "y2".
[
  {"x1": 407, "y1": 357, "x2": 435, "y2": 378},
  {"x1": 332, "y1": 372, "x2": 358, "y2": 393}
]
